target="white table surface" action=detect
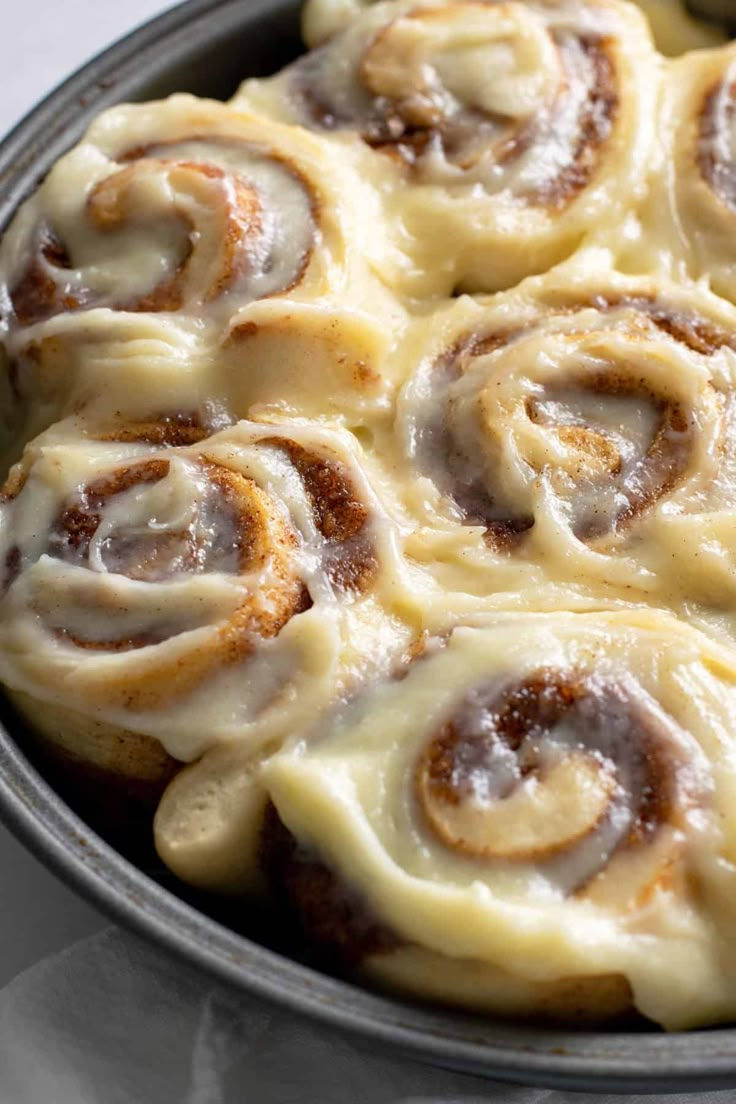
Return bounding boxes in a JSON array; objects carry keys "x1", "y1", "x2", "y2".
[{"x1": 0, "y1": 0, "x2": 177, "y2": 991}]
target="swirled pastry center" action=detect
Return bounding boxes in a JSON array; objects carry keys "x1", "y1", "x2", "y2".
[
  {"x1": 27, "y1": 453, "x2": 304, "y2": 652},
  {"x1": 519, "y1": 372, "x2": 691, "y2": 538},
  {"x1": 405, "y1": 295, "x2": 726, "y2": 548},
  {"x1": 293, "y1": 0, "x2": 618, "y2": 201},
  {"x1": 416, "y1": 668, "x2": 703, "y2": 893},
  {"x1": 50, "y1": 458, "x2": 257, "y2": 582}
]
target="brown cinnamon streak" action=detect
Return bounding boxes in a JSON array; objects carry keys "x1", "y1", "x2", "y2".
[{"x1": 263, "y1": 437, "x2": 378, "y2": 593}]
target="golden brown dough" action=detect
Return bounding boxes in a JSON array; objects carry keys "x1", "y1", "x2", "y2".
[
  {"x1": 389, "y1": 260, "x2": 736, "y2": 637},
  {"x1": 2, "y1": 98, "x2": 324, "y2": 327},
  {"x1": 264, "y1": 611, "x2": 736, "y2": 1029},
  {"x1": 8, "y1": 688, "x2": 179, "y2": 815}
]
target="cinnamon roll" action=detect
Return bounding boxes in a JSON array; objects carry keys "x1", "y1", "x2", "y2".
[
  {"x1": 0, "y1": 417, "x2": 412, "y2": 814},
  {"x1": 299, "y1": 0, "x2": 728, "y2": 53},
  {"x1": 0, "y1": 95, "x2": 403, "y2": 351},
  {"x1": 6, "y1": 0, "x2": 736, "y2": 1032},
  {"x1": 649, "y1": 43, "x2": 736, "y2": 305},
  {"x1": 395, "y1": 264, "x2": 736, "y2": 628},
  {"x1": 1, "y1": 101, "x2": 312, "y2": 326},
  {"x1": 262, "y1": 610, "x2": 736, "y2": 1029},
  {"x1": 0, "y1": 95, "x2": 404, "y2": 436},
  {"x1": 237, "y1": 0, "x2": 658, "y2": 294}
]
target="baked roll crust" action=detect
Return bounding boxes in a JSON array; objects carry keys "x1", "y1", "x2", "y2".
[
  {"x1": 2, "y1": 0, "x2": 736, "y2": 1032},
  {"x1": 392, "y1": 262, "x2": 736, "y2": 633},
  {"x1": 4, "y1": 102, "x2": 318, "y2": 327},
  {"x1": 263, "y1": 611, "x2": 736, "y2": 1029},
  {"x1": 236, "y1": 0, "x2": 659, "y2": 294}
]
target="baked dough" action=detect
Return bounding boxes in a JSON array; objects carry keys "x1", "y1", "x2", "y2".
[
  {"x1": 390, "y1": 258, "x2": 736, "y2": 638},
  {"x1": 264, "y1": 611, "x2": 736, "y2": 1030},
  {"x1": 236, "y1": 0, "x2": 659, "y2": 296}
]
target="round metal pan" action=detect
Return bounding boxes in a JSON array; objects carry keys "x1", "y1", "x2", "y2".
[{"x1": 2, "y1": 0, "x2": 736, "y2": 1092}]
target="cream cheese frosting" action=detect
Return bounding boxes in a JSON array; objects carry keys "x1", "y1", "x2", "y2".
[
  {"x1": 236, "y1": 0, "x2": 660, "y2": 296},
  {"x1": 385, "y1": 258, "x2": 736, "y2": 639},
  {"x1": 264, "y1": 611, "x2": 736, "y2": 1029},
  {"x1": 0, "y1": 417, "x2": 416, "y2": 759}
]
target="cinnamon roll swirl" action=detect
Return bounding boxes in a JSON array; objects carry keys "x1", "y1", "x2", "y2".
[
  {"x1": 299, "y1": 0, "x2": 727, "y2": 53},
  {"x1": 652, "y1": 44, "x2": 736, "y2": 305},
  {"x1": 237, "y1": 0, "x2": 658, "y2": 294},
  {"x1": 396, "y1": 265, "x2": 736, "y2": 627},
  {"x1": 263, "y1": 611, "x2": 736, "y2": 1029},
  {"x1": 0, "y1": 96, "x2": 403, "y2": 435},
  {"x1": 0, "y1": 94, "x2": 403, "y2": 350},
  {"x1": 6, "y1": 0, "x2": 736, "y2": 1032},
  {"x1": 0, "y1": 417, "x2": 411, "y2": 809},
  {"x1": 1, "y1": 100, "x2": 315, "y2": 327}
]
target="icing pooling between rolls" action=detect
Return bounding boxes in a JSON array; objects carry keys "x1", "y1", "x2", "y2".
[{"x1": 0, "y1": 418, "x2": 414, "y2": 760}]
